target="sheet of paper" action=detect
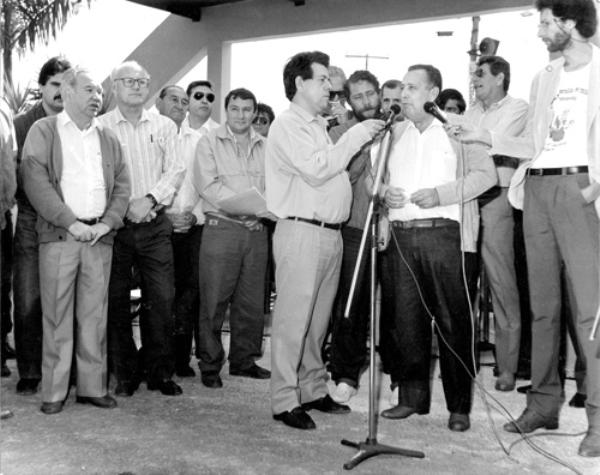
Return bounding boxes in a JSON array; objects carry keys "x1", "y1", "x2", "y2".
[{"x1": 216, "y1": 187, "x2": 267, "y2": 216}]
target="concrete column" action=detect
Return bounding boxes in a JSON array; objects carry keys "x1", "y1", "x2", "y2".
[{"x1": 206, "y1": 39, "x2": 232, "y2": 123}]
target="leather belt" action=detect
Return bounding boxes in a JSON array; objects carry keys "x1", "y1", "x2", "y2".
[
  {"x1": 78, "y1": 217, "x2": 101, "y2": 225},
  {"x1": 391, "y1": 218, "x2": 456, "y2": 229},
  {"x1": 492, "y1": 154, "x2": 519, "y2": 169},
  {"x1": 288, "y1": 216, "x2": 343, "y2": 230},
  {"x1": 527, "y1": 166, "x2": 588, "y2": 176}
]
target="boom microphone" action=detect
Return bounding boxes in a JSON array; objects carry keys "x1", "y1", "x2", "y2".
[
  {"x1": 385, "y1": 103, "x2": 402, "y2": 126},
  {"x1": 424, "y1": 101, "x2": 447, "y2": 124}
]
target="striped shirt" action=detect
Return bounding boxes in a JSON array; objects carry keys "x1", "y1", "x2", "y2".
[{"x1": 99, "y1": 107, "x2": 184, "y2": 205}]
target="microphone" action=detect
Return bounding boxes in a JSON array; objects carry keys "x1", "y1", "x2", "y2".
[
  {"x1": 384, "y1": 104, "x2": 401, "y2": 127},
  {"x1": 424, "y1": 101, "x2": 447, "y2": 124}
]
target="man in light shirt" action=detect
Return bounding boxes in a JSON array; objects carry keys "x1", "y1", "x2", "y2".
[
  {"x1": 265, "y1": 51, "x2": 384, "y2": 430},
  {"x1": 378, "y1": 64, "x2": 495, "y2": 432},
  {"x1": 159, "y1": 81, "x2": 219, "y2": 377},
  {"x1": 156, "y1": 85, "x2": 188, "y2": 130},
  {"x1": 21, "y1": 67, "x2": 130, "y2": 415},
  {"x1": 455, "y1": 55, "x2": 529, "y2": 393},
  {"x1": 193, "y1": 88, "x2": 270, "y2": 388},
  {"x1": 99, "y1": 61, "x2": 185, "y2": 397}
]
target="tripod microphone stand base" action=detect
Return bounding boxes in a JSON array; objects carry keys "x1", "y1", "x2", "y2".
[{"x1": 341, "y1": 437, "x2": 425, "y2": 470}]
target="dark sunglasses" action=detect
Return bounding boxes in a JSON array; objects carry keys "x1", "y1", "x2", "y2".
[
  {"x1": 329, "y1": 90, "x2": 345, "y2": 101},
  {"x1": 253, "y1": 116, "x2": 269, "y2": 126},
  {"x1": 193, "y1": 92, "x2": 215, "y2": 103}
]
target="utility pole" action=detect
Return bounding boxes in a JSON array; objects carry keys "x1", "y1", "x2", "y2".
[{"x1": 345, "y1": 53, "x2": 389, "y2": 70}]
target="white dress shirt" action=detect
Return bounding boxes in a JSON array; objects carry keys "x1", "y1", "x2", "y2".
[
  {"x1": 387, "y1": 120, "x2": 459, "y2": 222},
  {"x1": 57, "y1": 111, "x2": 106, "y2": 220}
]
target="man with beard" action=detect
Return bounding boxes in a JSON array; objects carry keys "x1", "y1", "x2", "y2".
[
  {"x1": 328, "y1": 70, "x2": 382, "y2": 403},
  {"x1": 12, "y1": 57, "x2": 71, "y2": 395},
  {"x1": 22, "y1": 67, "x2": 130, "y2": 414},
  {"x1": 457, "y1": 0, "x2": 599, "y2": 457}
]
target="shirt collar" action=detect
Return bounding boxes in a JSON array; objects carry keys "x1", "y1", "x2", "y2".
[
  {"x1": 114, "y1": 106, "x2": 151, "y2": 124},
  {"x1": 289, "y1": 102, "x2": 328, "y2": 127},
  {"x1": 57, "y1": 110, "x2": 99, "y2": 133},
  {"x1": 474, "y1": 93, "x2": 511, "y2": 112}
]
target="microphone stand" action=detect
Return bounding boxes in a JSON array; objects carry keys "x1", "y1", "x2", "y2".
[{"x1": 340, "y1": 122, "x2": 425, "y2": 470}]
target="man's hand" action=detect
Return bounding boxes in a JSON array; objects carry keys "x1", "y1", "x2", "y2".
[
  {"x1": 444, "y1": 120, "x2": 491, "y2": 146},
  {"x1": 580, "y1": 183, "x2": 600, "y2": 203},
  {"x1": 330, "y1": 102, "x2": 349, "y2": 125},
  {"x1": 243, "y1": 219, "x2": 262, "y2": 231},
  {"x1": 167, "y1": 211, "x2": 197, "y2": 232},
  {"x1": 410, "y1": 188, "x2": 440, "y2": 209},
  {"x1": 361, "y1": 119, "x2": 386, "y2": 138},
  {"x1": 68, "y1": 221, "x2": 95, "y2": 242},
  {"x1": 90, "y1": 222, "x2": 111, "y2": 246},
  {"x1": 384, "y1": 187, "x2": 408, "y2": 209},
  {"x1": 127, "y1": 196, "x2": 155, "y2": 223}
]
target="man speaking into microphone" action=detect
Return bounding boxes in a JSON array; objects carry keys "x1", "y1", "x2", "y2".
[
  {"x1": 377, "y1": 64, "x2": 495, "y2": 431},
  {"x1": 265, "y1": 51, "x2": 384, "y2": 430}
]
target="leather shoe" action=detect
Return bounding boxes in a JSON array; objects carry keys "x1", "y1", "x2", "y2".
[
  {"x1": 229, "y1": 364, "x2": 270, "y2": 379},
  {"x1": 16, "y1": 378, "x2": 40, "y2": 395},
  {"x1": 495, "y1": 372, "x2": 516, "y2": 392},
  {"x1": 114, "y1": 380, "x2": 139, "y2": 397},
  {"x1": 273, "y1": 407, "x2": 316, "y2": 430},
  {"x1": 1, "y1": 362, "x2": 11, "y2": 377},
  {"x1": 448, "y1": 413, "x2": 470, "y2": 432},
  {"x1": 381, "y1": 405, "x2": 428, "y2": 420},
  {"x1": 76, "y1": 394, "x2": 117, "y2": 409},
  {"x1": 201, "y1": 372, "x2": 223, "y2": 388},
  {"x1": 578, "y1": 428, "x2": 600, "y2": 457},
  {"x1": 569, "y1": 392, "x2": 586, "y2": 408},
  {"x1": 301, "y1": 395, "x2": 350, "y2": 414},
  {"x1": 41, "y1": 401, "x2": 64, "y2": 415},
  {"x1": 175, "y1": 365, "x2": 196, "y2": 378},
  {"x1": 2, "y1": 342, "x2": 15, "y2": 359},
  {"x1": 503, "y1": 408, "x2": 558, "y2": 433},
  {"x1": 147, "y1": 380, "x2": 182, "y2": 396},
  {"x1": 516, "y1": 384, "x2": 531, "y2": 394}
]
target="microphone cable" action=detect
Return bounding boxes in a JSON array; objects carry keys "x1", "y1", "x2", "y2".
[{"x1": 384, "y1": 137, "x2": 586, "y2": 475}]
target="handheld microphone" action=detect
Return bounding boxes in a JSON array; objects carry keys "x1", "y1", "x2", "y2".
[{"x1": 424, "y1": 101, "x2": 447, "y2": 124}]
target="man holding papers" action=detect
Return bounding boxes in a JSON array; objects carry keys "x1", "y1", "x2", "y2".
[{"x1": 193, "y1": 88, "x2": 270, "y2": 388}]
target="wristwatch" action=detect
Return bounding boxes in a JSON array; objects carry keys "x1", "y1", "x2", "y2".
[{"x1": 145, "y1": 193, "x2": 158, "y2": 208}]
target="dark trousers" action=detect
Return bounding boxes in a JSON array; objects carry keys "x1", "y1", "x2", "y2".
[
  {"x1": 329, "y1": 226, "x2": 370, "y2": 387},
  {"x1": 13, "y1": 201, "x2": 42, "y2": 380},
  {"x1": 1, "y1": 210, "x2": 13, "y2": 343},
  {"x1": 171, "y1": 225, "x2": 202, "y2": 369},
  {"x1": 379, "y1": 223, "x2": 474, "y2": 414},
  {"x1": 197, "y1": 218, "x2": 267, "y2": 373},
  {"x1": 108, "y1": 214, "x2": 176, "y2": 385}
]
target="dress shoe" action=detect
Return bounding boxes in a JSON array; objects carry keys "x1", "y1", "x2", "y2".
[
  {"x1": 381, "y1": 405, "x2": 428, "y2": 420},
  {"x1": 147, "y1": 380, "x2": 183, "y2": 396},
  {"x1": 16, "y1": 378, "x2": 40, "y2": 395},
  {"x1": 0, "y1": 409, "x2": 14, "y2": 420},
  {"x1": 273, "y1": 407, "x2": 316, "y2": 430},
  {"x1": 516, "y1": 384, "x2": 531, "y2": 394},
  {"x1": 201, "y1": 371, "x2": 223, "y2": 388},
  {"x1": 503, "y1": 408, "x2": 558, "y2": 433},
  {"x1": 578, "y1": 428, "x2": 600, "y2": 457},
  {"x1": 448, "y1": 413, "x2": 470, "y2": 432},
  {"x1": 229, "y1": 364, "x2": 270, "y2": 379},
  {"x1": 114, "y1": 380, "x2": 140, "y2": 397},
  {"x1": 1, "y1": 362, "x2": 10, "y2": 377},
  {"x1": 175, "y1": 365, "x2": 196, "y2": 378},
  {"x1": 301, "y1": 395, "x2": 350, "y2": 414},
  {"x1": 331, "y1": 382, "x2": 357, "y2": 404},
  {"x1": 495, "y1": 372, "x2": 516, "y2": 392},
  {"x1": 41, "y1": 401, "x2": 64, "y2": 415},
  {"x1": 569, "y1": 392, "x2": 586, "y2": 408},
  {"x1": 76, "y1": 394, "x2": 117, "y2": 409}
]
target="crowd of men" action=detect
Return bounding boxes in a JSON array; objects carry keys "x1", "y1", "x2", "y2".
[{"x1": 0, "y1": 0, "x2": 598, "y2": 459}]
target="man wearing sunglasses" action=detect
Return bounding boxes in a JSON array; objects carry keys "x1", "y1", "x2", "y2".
[
  {"x1": 99, "y1": 61, "x2": 185, "y2": 398},
  {"x1": 252, "y1": 103, "x2": 275, "y2": 138},
  {"x1": 162, "y1": 80, "x2": 220, "y2": 378},
  {"x1": 325, "y1": 65, "x2": 352, "y2": 128},
  {"x1": 193, "y1": 87, "x2": 270, "y2": 389}
]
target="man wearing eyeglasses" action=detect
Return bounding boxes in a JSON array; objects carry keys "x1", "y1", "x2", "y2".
[
  {"x1": 252, "y1": 103, "x2": 275, "y2": 138},
  {"x1": 161, "y1": 81, "x2": 219, "y2": 377},
  {"x1": 193, "y1": 88, "x2": 270, "y2": 389},
  {"x1": 326, "y1": 65, "x2": 352, "y2": 128},
  {"x1": 448, "y1": 56, "x2": 529, "y2": 395},
  {"x1": 99, "y1": 61, "x2": 185, "y2": 398}
]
